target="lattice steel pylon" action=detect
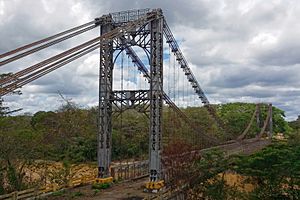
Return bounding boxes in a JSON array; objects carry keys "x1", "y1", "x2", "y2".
[
  {"x1": 148, "y1": 14, "x2": 164, "y2": 183},
  {"x1": 98, "y1": 15, "x2": 114, "y2": 179},
  {"x1": 96, "y1": 9, "x2": 165, "y2": 188}
]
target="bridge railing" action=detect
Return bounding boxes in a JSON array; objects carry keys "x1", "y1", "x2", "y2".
[
  {"x1": 111, "y1": 160, "x2": 149, "y2": 181},
  {"x1": 0, "y1": 188, "x2": 41, "y2": 200}
]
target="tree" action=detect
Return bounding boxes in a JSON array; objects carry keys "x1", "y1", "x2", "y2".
[
  {"x1": 217, "y1": 103, "x2": 291, "y2": 139},
  {"x1": 232, "y1": 141, "x2": 300, "y2": 199},
  {"x1": 289, "y1": 115, "x2": 300, "y2": 131},
  {"x1": 0, "y1": 115, "x2": 40, "y2": 194}
]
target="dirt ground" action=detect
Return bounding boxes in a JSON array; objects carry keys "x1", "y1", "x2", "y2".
[{"x1": 42, "y1": 178, "x2": 160, "y2": 200}]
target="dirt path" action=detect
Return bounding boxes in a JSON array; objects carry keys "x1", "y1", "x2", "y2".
[{"x1": 44, "y1": 178, "x2": 159, "y2": 200}]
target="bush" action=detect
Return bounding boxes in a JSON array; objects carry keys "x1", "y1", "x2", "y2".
[{"x1": 92, "y1": 183, "x2": 111, "y2": 190}]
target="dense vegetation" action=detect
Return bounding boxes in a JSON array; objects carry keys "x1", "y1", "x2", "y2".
[
  {"x1": 0, "y1": 101, "x2": 297, "y2": 198},
  {"x1": 184, "y1": 137, "x2": 300, "y2": 199}
]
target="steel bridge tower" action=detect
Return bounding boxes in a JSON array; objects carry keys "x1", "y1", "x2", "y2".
[{"x1": 97, "y1": 9, "x2": 164, "y2": 189}]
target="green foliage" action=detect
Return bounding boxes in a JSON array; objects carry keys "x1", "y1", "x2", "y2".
[
  {"x1": 51, "y1": 189, "x2": 66, "y2": 197},
  {"x1": 272, "y1": 106, "x2": 292, "y2": 134},
  {"x1": 29, "y1": 107, "x2": 98, "y2": 162},
  {"x1": 194, "y1": 149, "x2": 229, "y2": 183},
  {"x1": 232, "y1": 141, "x2": 300, "y2": 199},
  {"x1": 289, "y1": 116, "x2": 300, "y2": 130},
  {"x1": 93, "y1": 189, "x2": 100, "y2": 196},
  {"x1": 184, "y1": 106, "x2": 221, "y2": 138},
  {"x1": 289, "y1": 116, "x2": 300, "y2": 142},
  {"x1": 0, "y1": 102, "x2": 291, "y2": 166},
  {"x1": 217, "y1": 103, "x2": 290, "y2": 139},
  {"x1": 7, "y1": 163, "x2": 23, "y2": 191},
  {"x1": 234, "y1": 142, "x2": 300, "y2": 178},
  {"x1": 0, "y1": 115, "x2": 39, "y2": 194},
  {"x1": 217, "y1": 103, "x2": 257, "y2": 138},
  {"x1": 186, "y1": 137, "x2": 300, "y2": 199},
  {"x1": 92, "y1": 182, "x2": 111, "y2": 189},
  {"x1": 72, "y1": 191, "x2": 84, "y2": 197},
  {"x1": 65, "y1": 137, "x2": 97, "y2": 162},
  {"x1": 187, "y1": 149, "x2": 247, "y2": 200},
  {"x1": 0, "y1": 101, "x2": 294, "y2": 196},
  {"x1": 288, "y1": 131, "x2": 300, "y2": 146},
  {"x1": 0, "y1": 170, "x2": 4, "y2": 194},
  {"x1": 31, "y1": 111, "x2": 58, "y2": 134},
  {"x1": 112, "y1": 109, "x2": 148, "y2": 160},
  {"x1": 202, "y1": 177, "x2": 245, "y2": 200}
]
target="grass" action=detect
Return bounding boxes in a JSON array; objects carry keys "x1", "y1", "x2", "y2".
[
  {"x1": 91, "y1": 182, "x2": 111, "y2": 190},
  {"x1": 93, "y1": 189, "x2": 100, "y2": 196},
  {"x1": 71, "y1": 191, "x2": 84, "y2": 197},
  {"x1": 51, "y1": 189, "x2": 65, "y2": 197}
]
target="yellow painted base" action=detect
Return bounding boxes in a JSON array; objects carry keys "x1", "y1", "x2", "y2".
[
  {"x1": 145, "y1": 180, "x2": 164, "y2": 190},
  {"x1": 94, "y1": 177, "x2": 113, "y2": 184}
]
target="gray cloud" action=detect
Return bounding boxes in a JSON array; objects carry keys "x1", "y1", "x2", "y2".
[
  {"x1": 1, "y1": 0, "x2": 300, "y2": 121},
  {"x1": 209, "y1": 64, "x2": 300, "y2": 88}
]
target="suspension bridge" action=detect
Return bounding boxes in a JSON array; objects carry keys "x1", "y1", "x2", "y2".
[{"x1": 0, "y1": 8, "x2": 273, "y2": 196}]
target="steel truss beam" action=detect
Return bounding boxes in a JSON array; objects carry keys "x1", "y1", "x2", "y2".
[
  {"x1": 111, "y1": 90, "x2": 150, "y2": 117},
  {"x1": 113, "y1": 25, "x2": 151, "y2": 50}
]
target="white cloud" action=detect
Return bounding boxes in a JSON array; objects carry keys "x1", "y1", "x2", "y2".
[
  {"x1": 41, "y1": 0, "x2": 55, "y2": 13},
  {"x1": 0, "y1": 0, "x2": 4, "y2": 16},
  {"x1": 250, "y1": 32, "x2": 278, "y2": 46}
]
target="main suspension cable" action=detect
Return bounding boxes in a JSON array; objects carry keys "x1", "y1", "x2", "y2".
[
  {"x1": 0, "y1": 36, "x2": 102, "y2": 86},
  {"x1": 0, "y1": 20, "x2": 97, "y2": 59},
  {"x1": 0, "y1": 13, "x2": 156, "y2": 87},
  {"x1": 0, "y1": 43, "x2": 100, "y2": 96},
  {"x1": 0, "y1": 24, "x2": 97, "y2": 66}
]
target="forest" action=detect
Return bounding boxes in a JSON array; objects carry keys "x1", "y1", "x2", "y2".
[{"x1": 0, "y1": 101, "x2": 299, "y2": 199}]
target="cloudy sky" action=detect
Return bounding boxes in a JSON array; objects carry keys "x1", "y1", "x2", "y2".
[{"x1": 0, "y1": 0, "x2": 300, "y2": 121}]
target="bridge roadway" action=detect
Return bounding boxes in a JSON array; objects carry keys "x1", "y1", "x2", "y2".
[{"x1": 46, "y1": 138, "x2": 271, "y2": 200}]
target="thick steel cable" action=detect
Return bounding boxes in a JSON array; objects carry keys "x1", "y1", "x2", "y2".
[
  {"x1": 0, "y1": 20, "x2": 96, "y2": 59},
  {"x1": 0, "y1": 14, "x2": 156, "y2": 86},
  {"x1": 256, "y1": 104, "x2": 272, "y2": 139},
  {"x1": 0, "y1": 25, "x2": 97, "y2": 66},
  {"x1": 1, "y1": 43, "x2": 100, "y2": 95},
  {"x1": 237, "y1": 104, "x2": 259, "y2": 141},
  {"x1": 0, "y1": 43, "x2": 100, "y2": 96},
  {"x1": 0, "y1": 36, "x2": 100, "y2": 86},
  {"x1": 0, "y1": 13, "x2": 158, "y2": 97}
]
